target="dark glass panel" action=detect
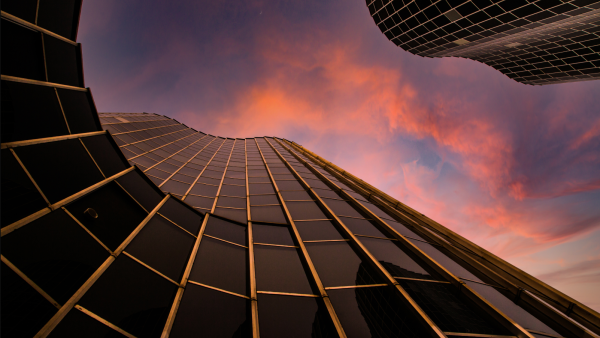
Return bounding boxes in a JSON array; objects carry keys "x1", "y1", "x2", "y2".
[
  {"x1": 224, "y1": 177, "x2": 245, "y2": 185},
  {"x1": 65, "y1": 181, "x2": 147, "y2": 250},
  {"x1": 464, "y1": 281, "x2": 559, "y2": 335},
  {"x1": 385, "y1": 220, "x2": 426, "y2": 241},
  {"x1": 2, "y1": 209, "x2": 108, "y2": 304},
  {"x1": 258, "y1": 294, "x2": 337, "y2": 338},
  {"x1": 249, "y1": 176, "x2": 270, "y2": 183},
  {"x1": 339, "y1": 217, "x2": 387, "y2": 238},
  {"x1": 44, "y1": 35, "x2": 82, "y2": 87},
  {"x1": 249, "y1": 183, "x2": 275, "y2": 195},
  {"x1": 1, "y1": 148, "x2": 48, "y2": 227},
  {"x1": 1, "y1": 0, "x2": 38, "y2": 23},
  {"x1": 57, "y1": 89, "x2": 100, "y2": 133},
  {"x1": 253, "y1": 224, "x2": 295, "y2": 246},
  {"x1": 204, "y1": 216, "x2": 247, "y2": 245},
  {"x1": 359, "y1": 201, "x2": 396, "y2": 221},
  {"x1": 160, "y1": 180, "x2": 191, "y2": 196},
  {"x1": 328, "y1": 287, "x2": 430, "y2": 338},
  {"x1": 215, "y1": 207, "x2": 247, "y2": 224},
  {"x1": 276, "y1": 180, "x2": 304, "y2": 190},
  {"x1": 359, "y1": 237, "x2": 434, "y2": 280},
  {"x1": 251, "y1": 205, "x2": 287, "y2": 224},
  {"x1": 296, "y1": 220, "x2": 344, "y2": 241},
  {"x1": 249, "y1": 194, "x2": 279, "y2": 205},
  {"x1": 221, "y1": 184, "x2": 247, "y2": 197},
  {"x1": 287, "y1": 201, "x2": 327, "y2": 220},
  {"x1": 272, "y1": 174, "x2": 295, "y2": 180},
  {"x1": 116, "y1": 170, "x2": 164, "y2": 212},
  {"x1": 1, "y1": 20, "x2": 46, "y2": 81},
  {"x1": 270, "y1": 167, "x2": 292, "y2": 174},
  {"x1": 82, "y1": 135, "x2": 129, "y2": 177},
  {"x1": 226, "y1": 170, "x2": 246, "y2": 178},
  {"x1": 189, "y1": 237, "x2": 248, "y2": 296},
  {"x1": 313, "y1": 188, "x2": 342, "y2": 199},
  {"x1": 1, "y1": 81, "x2": 67, "y2": 143},
  {"x1": 1, "y1": 262, "x2": 58, "y2": 338},
  {"x1": 15, "y1": 138, "x2": 104, "y2": 203},
  {"x1": 281, "y1": 190, "x2": 312, "y2": 200},
  {"x1": 170, "y1": 284, "x2": 251, "y2": 338},
  {"x1": 159, "y1": 198, "x2": 202, "y2": 235},
  {"x1": 78, "y1": 255, "x2": 178, "y2": 338},
  {"x1": 305, "y1": 242, "x2": 381, "y2": 287},
  {"x1": 125, "y1": 215, "x2": 195, "y2": 282},
  {"x1": 217, "y1": 196, "x2": 247, "y2": 208},
  {"x1": 195, "y1": 176, "x2": 220, "y2": 185},
  {"x1": 323, "y1": 199, "x2": 364, "y2": 218},
  {"x1": 399, "y1": 280, "x2": 510, "y2": 335},
  {"x1": 408, "y1": 240, "x2": 483, "y2": 282},
  {"x1": 37, "y1": 0, "x2": 80, "y2": 39},
  {"x1": 248, "y1": 169, "x2": 268, "y2": 176},
  {"x1": 255, "y1": 246, "x2": 314, "y2": 294},
  {"x1": 184, "y1": 195, "x2": 214, "y2": 209},
  {"x1": 190, "y1": 183, "x2": 219, "y2": 197},
  {"x1": 48, "y1": 307, "x2": 128, "y2": 338}
]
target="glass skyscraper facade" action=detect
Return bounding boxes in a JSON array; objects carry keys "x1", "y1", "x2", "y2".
[
  {"x1": 2, "y1": 1, "x2": 600, "y2": 338},
  {"x1": 368, "y1": 0, "x2": 600, "y2": 85}
]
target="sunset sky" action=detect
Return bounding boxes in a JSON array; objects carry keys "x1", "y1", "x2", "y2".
[{"x1": 79, "y1": 0, "x2": 600, "y2": 310}]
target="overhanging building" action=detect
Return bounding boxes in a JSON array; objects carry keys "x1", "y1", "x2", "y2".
[
  {"x1": 368, "y1": 0, "x2": 600, "y2": 85},
  {"x1": 2, "y1": 1, "x2": 600, "y2": 338}
]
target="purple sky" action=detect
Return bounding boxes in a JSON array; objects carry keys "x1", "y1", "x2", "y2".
[{"x1": 79, "y1": 0, "x2": 600, "y2": 310}]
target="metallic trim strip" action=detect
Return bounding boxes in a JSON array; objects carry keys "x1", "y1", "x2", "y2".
[
  {"x1": 187, "y1": 280, "x2": 250, "y2": 299},
  {"x1": 122, "y1": 251, "x2": 179, "y2": 286},
  {"x1": 324, "y1": 284, "x2": 388, "y2": 290},
  {"x1": 75, "y1": 305, "x2": 137, "y2": 338},
  {"x1": 256, "y1": 291, "x2": 320, "y2": 298},
  {"x1": 1, "y1": 131, "x2": 107, "y2": 149},
  {"x1": 1, "y1": 74, "x2": 87, "y2": 91},
  {"x1": 1, "y1": 255, "x2": 62, "y2": 309},
  {"x1": 1, "y1": 11, "x2": 78, "y2": 45}
]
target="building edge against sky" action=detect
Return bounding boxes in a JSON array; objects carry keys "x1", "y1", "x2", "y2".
[
  {"x1": 368, "y1": 0, "x2": 600, "y2": 85},
  {"x1": 2, "y1": 1, "x2": 600, "y2": 338}
]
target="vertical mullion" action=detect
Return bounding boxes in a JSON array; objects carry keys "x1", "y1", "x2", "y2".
[
  {"x1": 246, "y1": 139, "x2": 260, "y2": 338},
  {"x1": 265, "y1": 137, "x2": 447, "y2": 338},
  {"x1": 34, "y1": 195, "x2": 171, "y2": 338},
  {"x1": 182, "y1": 138, "x2": 227, "y2": 200},
  {"x1": 35, "y1": 0, "x2": 40, "y2": 24},
  {"x1": 210, "y1": 139, "x2": 236, "y2": 212},
  {"x1": 54, "y1": 88, "x2": 72, "y2": 134},
  {"x1": 254, "y1": 138, "x2": 347, "y2": 338},
  {"x1": 160, "y1": 213, "x2": 211, "y2": 338}
]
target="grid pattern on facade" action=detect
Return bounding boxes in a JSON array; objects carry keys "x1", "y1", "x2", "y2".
[
  {"x1": 3, "y1": 0, "x2": 600, "y2": 337},
  {"x1": 368, "y1": 0, "x2": 600, "y2": 85}
]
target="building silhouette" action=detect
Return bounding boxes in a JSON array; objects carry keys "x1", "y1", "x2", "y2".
[
  {"x1": 368, "y1": 0, "x2": 600, "y2": 85},
  {"x1": 2, "y1": 1, "x2": 600, "y2": 337}
]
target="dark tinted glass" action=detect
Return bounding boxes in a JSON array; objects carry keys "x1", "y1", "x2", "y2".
[
  {"x1": 2, "y1": 209, "x2": 108, "y2": 304},
  {"x1": 253, "y1": 224, "x2": 295, "y2": 245},
  {"x1": 65, "y1": 182, "x2": 147, "y2": 250},
  {"x1": 249, "y1": 183, "x2": 275, "y2": 195},
  {"x1": 255, "y1": 246, "x2": 313, "y2": 294},
  {"x1": 340, "y1": 217, "x2": 387, "y2": 238},
  {"x1": 359, "y1": 237, "x2": 433, "y2": 280},
  {"x1": 328, "y1": 287, "x2": 430, "y2": 338},
  {"x1": 36, "y1": 0, "x2": 79, "y2": 39},
  {"x1": 399, "y1": 280, "x2": 510, "y2": 335},
  {"x1": 280, "y1": 190, "x2": 312, "y2": 200},
  {"x1": 296, "y1": 221, "x2": 344, "y2": 241},
  {"x1": 116, "y1": 170, "x2": 164, "y2": 212},
  {"x1": 1, "y1": 262, "x2": 58, "y2": 338},
  {"x1": 221, "y1": 184, "x2": 246, "y2": 197},
  {"x1": 258, "y1": 294, "x2": 337, "y2": 338},
  {"x1": 161, "y1": 180, "x2": 190, "y2": 195},
  {"x1": 313, "y1": 188, "x2": 342, "y2": 199},
  {"x1": 48, "y1": 307, "x2": 128, "y2": 338},
  {"x1": 159, "y1": 198, "x2": 202, "y2": 235},
  {"x1": 190, "y1": 183, "x2": 219, "y2": 197},
  {"x1": 276, "y1": 180, "x2": 304, "y2": 190},
  {"x1": 214, "y1": 207, "x2": 247, "y2": 223},
  {"x1": 1, "y1": 0, "x2": 38, "y2": 23},
  {"x1": 250, "y1": 194, "x2": 279, "y2": 205},
  {"x1": 1, "y1": 81, "x2": 67, "y2": 143},
  {"x1": 189, "y1": 237, "x2": 248, "y2": 296},
  {"x1": 251, "y1": 205, "x2": 287, "y2": 224},
  {"x1": 286, "y1": 201, "x2": 327, "y2": 220},
  {"x1": 170, "y1": 284, "x2": 251, "y2": 338},
  {"x1": 125, "y1": 215, "x2": 195, "y2": 282},
  {"x1": 57, "y1": 89, "x2": 100, "y2": 133},
  {"x1": 184, "y1": 195, "x2": 214, "y2": 209},
  {"x1": 360, "y1": 201, "x2": 395, "y2": 221},
  {"x1": 408, "y1": 239, "x2": 483, "y2": 282},
  {"x1": 305, "y1": 242, "x2": 381, "y2": 287},
  {"x1": 15, "y1": 139, "x2": 104, "y2": 203},
  {"x1": 1, "y1": 148, "x2": 48, "y2": 227},
  {"x1": 323, "y1": 199, "x2": 364, "y2": 218},
  {"x1": 1, "y1": 20, "x2": 46, "y2": 80},
  {"x1": 464, "y1": 281, "x2": 559, "y2": 335},
  {"x1": 78, "y1": 255, "x2": 178, "y2": 338},
  {"x1": 82, "y1": 135, "x2": 128, "y2": 177},
  {"x1": 384, "y1": 220, "x2": 426, "y2": 241},
  {"x1": 217, "y1": 196, "x2": 247, "y2": 208},
  {"x1": 43, "y1": 35, "x2": 82, "y2": 86},
  {"x1": 205, "y1": 216, "x2": 247, "y2": 246}
]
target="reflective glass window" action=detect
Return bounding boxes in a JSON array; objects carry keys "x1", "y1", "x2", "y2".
[
  {"x1": 251, "y1": 205, "x2": 287, "y2": 224},
  {"x1": 253, "y1": 224, "x2": 295, "y2": 246},
  {"x1": 286, "y1": 201, "x2": 327, "y2": 220},
  {"x1": 296, "y1": 221, "x2": 344, "y2": 241},
  {"x1": 255, "y1": 246, "x2": 314, "y2": 294}
]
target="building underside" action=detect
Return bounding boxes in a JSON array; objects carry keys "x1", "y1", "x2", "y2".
[{"x1": 2, "y1": 1, "x2": 600, "y2": 338}]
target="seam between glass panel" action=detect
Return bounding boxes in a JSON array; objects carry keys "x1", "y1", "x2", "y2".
[
  {"x1": 74, "y1": 305, "x2": 136, "y2": 338},
  {"x1": 1, "y1": 255, "x2": 62, "y2": 309},
  {"x1": 181, "y1": 139, "x2": 226, "y2": 200},
  {"x1": 122, "y1": 251, "x2": 179, "y2": 286}
]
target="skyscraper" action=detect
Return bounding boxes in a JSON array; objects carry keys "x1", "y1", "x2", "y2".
[
  {"x1": 2, "y1": 1, "x2": 600, "y2": 338},
  {"x1": 368, "y1": 0, "x2": 600, "y2": 85}
]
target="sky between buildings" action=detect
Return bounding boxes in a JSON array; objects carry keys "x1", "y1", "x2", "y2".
[{"x1": 79, "y1": 0, "x2": 600, "y2": 310}]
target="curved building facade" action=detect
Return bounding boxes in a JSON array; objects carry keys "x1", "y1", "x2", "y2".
[
  {"x1": 368, "y1": 0, "x2": 600, "y2": 85},
  {"x1": 2, "y1": 1, "x2": 600, "y2": 337}
]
